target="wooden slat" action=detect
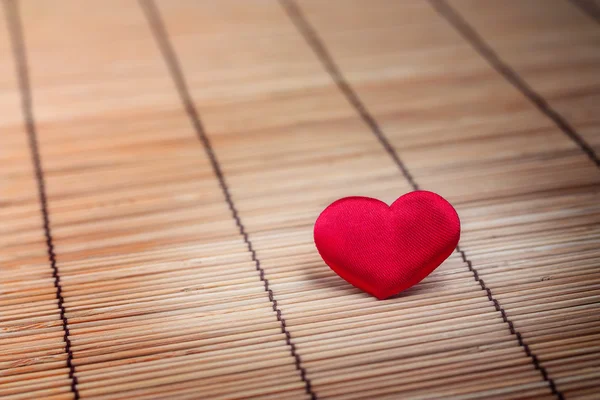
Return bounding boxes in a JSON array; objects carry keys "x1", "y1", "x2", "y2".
[
  {"x1": 7, "y1": 1, "x2": 306, "y2": 398},
  {"x1": 0, "y1": 3, "x2": 73, "y2": 399},
  {"x1": 297, "y1": 0, "x2": 600, "y2": 397}
]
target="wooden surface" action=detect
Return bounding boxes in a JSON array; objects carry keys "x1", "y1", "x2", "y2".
[{"x1": 1, "y1": 0, "x2": 599, "y2": 399}]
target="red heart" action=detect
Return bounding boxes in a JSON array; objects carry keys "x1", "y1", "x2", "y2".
[{"x1": 314, "y1": 191, "x2": 460, "y2": 300}]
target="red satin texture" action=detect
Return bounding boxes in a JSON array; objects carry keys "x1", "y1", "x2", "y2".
[{"x1": 314, "y1": 191, "x2": 461, "y2": 300}]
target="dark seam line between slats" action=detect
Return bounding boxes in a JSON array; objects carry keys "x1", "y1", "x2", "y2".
[
  {"x1": 281, "y1": 0, "x2": 564, "y2": 399},
  {"x1": 139, "y1": 1, "x2": 316, "y2": 398},
  {"x1": 430, "y1": 0, "x2": 599, "y2": 170},
  {"x1": 568, "y1": 0, "x2": 600, "y2": 24},
  {"x1": 3, "y1": 0, "x2": 80, "y2": 398}
]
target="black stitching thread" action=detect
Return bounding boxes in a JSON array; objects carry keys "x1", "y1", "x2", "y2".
[
  {"x1": 430, "y1": 0, "x2": 599, "y2": 170},
  {"x1": 3, "y1": 0, "x2": 79, "y2": 397},
  {"x1": 283, "y1": 1, "x2": 564, "y2": 398},
  {"x1": 568, "y1": 0, "x2": 600, "y2": 24},
  {"x1": 278, "y1": 0, "x2": 420, "y2": 191},
  {"x1": 139, "y1": 1, "x2": 316, "y2": 398}
]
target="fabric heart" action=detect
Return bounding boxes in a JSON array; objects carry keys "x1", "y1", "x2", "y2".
[{"x1": 314, "y1": 191, "x2": 460, "y2": 300}]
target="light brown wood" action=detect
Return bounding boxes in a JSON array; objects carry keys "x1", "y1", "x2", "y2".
[{"x1": 0, "y1": 0, "x2": 598, "y2": 399}]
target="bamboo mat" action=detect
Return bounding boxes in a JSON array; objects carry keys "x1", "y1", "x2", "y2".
[{"x1": 1, "y1": 0, "x2": 599, "y2": 399}]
